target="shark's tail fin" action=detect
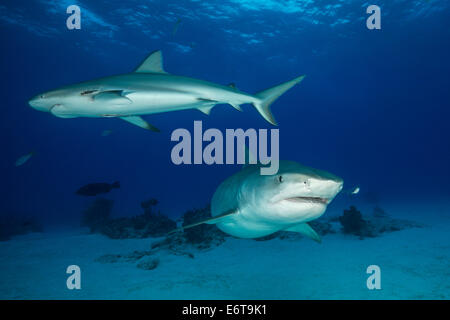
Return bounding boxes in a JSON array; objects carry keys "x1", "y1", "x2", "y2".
[{"x1": 252, "y1": 75, "x2": 305, "y2": 125}]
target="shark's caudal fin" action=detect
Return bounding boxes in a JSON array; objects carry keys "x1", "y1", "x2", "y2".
[{"x1": 253, "y1": 75, "x2": 306, "y2": 125}]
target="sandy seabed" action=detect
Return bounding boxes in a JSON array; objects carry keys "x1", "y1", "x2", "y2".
[{"x1": 1, "y1": 203, "x2": 449, "y2": 300}]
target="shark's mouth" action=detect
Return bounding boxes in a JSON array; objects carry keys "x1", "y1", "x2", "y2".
[{"x1": 284, "y1": 196, "x2": 329, "y2": 204}]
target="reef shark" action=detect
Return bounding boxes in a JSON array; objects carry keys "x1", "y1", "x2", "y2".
[
  {"x1": 29, "y1": 50, "x2": 305, "y2": 131},
  {"x1": 170, "y1": 158, "x2": 343, "y2": 242}
]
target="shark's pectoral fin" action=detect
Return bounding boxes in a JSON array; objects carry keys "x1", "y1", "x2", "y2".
[
  {"x1": 50, "y1": 105, "x2": 77, "y2": 118},
  {"x1": 94, "y1": 90, "x2": 132, "y2": 105},
  {"x1": 168, "y1": 209, "x2": 237, "y2": 235},
  {"x1": 284, "y1": 222, "x2": 321, "y2": 243},
  {"x1": 135, "y1": 50, "x2": 167, "y2": 74},
  {"x1": 120, "y1": 116, "x2": 160, "y2": 132}
]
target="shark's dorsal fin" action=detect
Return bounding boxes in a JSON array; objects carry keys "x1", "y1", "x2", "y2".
[
  {"x1": 167, "y1": 209, "x2": 237, "y2": 235},
  {"x1": 135, "y1": 50, "x2": 167, "y2": 74}
]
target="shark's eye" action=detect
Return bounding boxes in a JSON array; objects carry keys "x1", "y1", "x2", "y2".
[{"x1": 278, "y1": 176, "x2": 283, "y2": 183}]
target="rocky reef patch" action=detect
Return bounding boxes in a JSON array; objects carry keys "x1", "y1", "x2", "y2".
[
  {"x1": 0, "y1": 213, "x2": 42, "y2": 241},
  {"x1": 87, "y1": 199, "x2": 424, "y2": 270},
  {"x1": 337, "y1": 205, "x2": 424, "y2": 239},
  {"x1": 82, "y1": 197, "x2": 176, "y2": 239}
]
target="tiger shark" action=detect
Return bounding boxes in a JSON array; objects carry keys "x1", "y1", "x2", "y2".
[
  {"x1": 170, "y1": 159, "x2": 343, "y2": 242},
  {"x1": 29, "y1": 50, "x2": 305, "y2": 131}
]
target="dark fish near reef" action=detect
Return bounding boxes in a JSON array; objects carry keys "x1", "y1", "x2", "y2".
[{"x1": 76, "y1": 181, "x2": 120, "y2": 196}]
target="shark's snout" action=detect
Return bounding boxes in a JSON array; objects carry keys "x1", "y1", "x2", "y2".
[
  {"x1": 272, "y1": 175, "x2": 343, "y2": 207},
  {"x1": 28, "y1": 96, "x2": 38, "y2": 107},
  {"x1": 28, "y1": 95, "x2": 48, "y2": 112},
  {"x1": 293, "y1": 176, "x2": 343, "y2": 203},
  {"x1": 329, "y1": 177, "x2": 344, "y2": 191},
  {"x1": 317, "y1": 177, "x2": 343, "y2": 200},
  {"x1": 337, "y1": 180, "x2": 344, "y2": 192}
]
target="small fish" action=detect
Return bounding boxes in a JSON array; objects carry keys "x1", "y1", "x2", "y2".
[
  {"x1": 15, "y1": 151, "x2": 35, "y2": 167},
  {"x1": 76, "y1": 181, "x2": 120, "y2": 197},
  {"x1": 351, "y1": 187, "x2": 360, "y2": 195},
  {"x1": 342, "y1": 186, "x2": 360, "y2": 196},
  {"x1": 101, "y1": 129, "x2": 113, "y2": 137}
]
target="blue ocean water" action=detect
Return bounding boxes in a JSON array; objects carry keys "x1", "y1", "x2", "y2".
[{"x1": 0, "y1": 1, "x2": 449, "y2": 299}]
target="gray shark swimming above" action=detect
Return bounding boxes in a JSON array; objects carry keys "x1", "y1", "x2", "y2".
[
  {"x1": 29, "y1": 50, "x2": 305, "y2": 131},
  {"x1": 171, "y1": 159, "x2": 343, "y2": 242}
]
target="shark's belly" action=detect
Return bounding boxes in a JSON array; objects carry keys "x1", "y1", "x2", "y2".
[
  {"x1": 215, "y1": 210, "x2": 282, "y2": 239},
  {"x1": 121, "y1": 83, "x2": 255, "y2": 115},
  {"x1": 69, "y1": 91, "x2": 203, "y2": 117},
  {"x1": 123, "y1": 91, "x2": 202, "y2": 114}
]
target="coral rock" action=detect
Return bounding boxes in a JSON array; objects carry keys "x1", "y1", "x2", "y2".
[
  {"x1": 181, "y1": 205, "x2": 227, "y2": 247},
  {"x1": 339, "y1": 206, "x2": 423, "y2": 239},
  {"x1": 81, "y1": 198, "x2": 113, "y2": 233}
]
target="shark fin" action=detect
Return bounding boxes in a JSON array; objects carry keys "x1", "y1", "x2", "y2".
[
  {"x1": 94, "y1": 90, "x2": 132, "y2": 105},
  {"x1": 168, "y1": 209, "x2": 237, "y2": 235},
  {"x1": 50, "y1": 104, "x2": 77, "y2": 118},
  {"x1": 284, "y1": 222, "x2": 321, "y2": 243},
  {"x1": 120, "y1": 116, "x2": 160, "y2": 132},
  {"x1": 230, "y1": 103, "x2": 243, "y2": 112},
  {"x1": 224, "y1": 83, "x2": 242, "y2": 111},
  {"x1": 135, "y1": 50, "x2": 167, "y2": 74},
  {"x1": 197, "y1": 105, "x2": 215, "y2": 115},
  {"x1": 253, "y1": 75, "x2": 305, "y2": 125},
  {"x1": 196, "y1": 98, "x2": 218, "y2": 115}
]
